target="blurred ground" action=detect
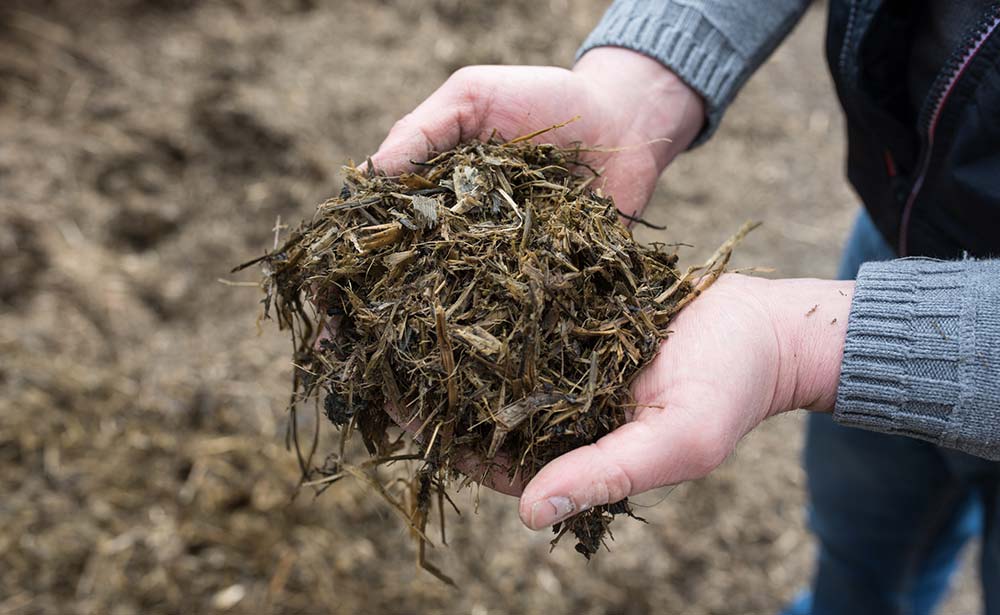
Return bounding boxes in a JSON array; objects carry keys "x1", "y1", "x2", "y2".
[{"x1": 0, "y1": 1, "x2": 981, "y2": 613}]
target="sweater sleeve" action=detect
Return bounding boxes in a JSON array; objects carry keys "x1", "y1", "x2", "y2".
[
  {"x1": 577, "y1": 0, "x2": 812, "y2": 145},
  {"x1": 835, "y1": 258, "x2": 1000, "y2": 461}
]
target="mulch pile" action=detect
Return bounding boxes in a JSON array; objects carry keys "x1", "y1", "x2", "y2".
[{"x1": 241, "y1": 131, "x2": 751, "y2": 581}]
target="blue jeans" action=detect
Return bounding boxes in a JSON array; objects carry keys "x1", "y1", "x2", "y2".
[{"x1": 784, "y1": 210, "x2": 1000, "y2": 615}]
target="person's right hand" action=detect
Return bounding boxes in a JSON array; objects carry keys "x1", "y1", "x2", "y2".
[
  {"x1": 518, "y1": 274, "x2": 854, "y2": 528},
  {"x1": 368, "y1": 47, "x2": 705, "y2": 220}
]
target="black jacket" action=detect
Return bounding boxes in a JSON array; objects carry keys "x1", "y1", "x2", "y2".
[{"x1": 827, "y1": 1, "x2": 1000, "y2": 257}]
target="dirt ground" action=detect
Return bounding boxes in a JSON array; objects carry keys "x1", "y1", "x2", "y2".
[{"x1": 0, "y1": 1, "x2": 981, "y2": 613}]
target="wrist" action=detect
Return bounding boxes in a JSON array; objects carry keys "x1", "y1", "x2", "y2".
[
  {"x1": 573, "y1": 47, "x2": 705, "y2": 171},
  {"x1": 760, "y1": 278, "x2": 855, "y2": 415}
]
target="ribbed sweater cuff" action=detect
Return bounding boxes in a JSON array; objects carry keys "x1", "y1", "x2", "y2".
[
  {"x1": 577, "y1": 1, "x2": 739, "y2": 146},
  {"x1": 835, "y1": 258, "x2": 1000, "y2": 460},
  {"x1": 577, "y1": 0, "x2": 808, "y2": 147}
]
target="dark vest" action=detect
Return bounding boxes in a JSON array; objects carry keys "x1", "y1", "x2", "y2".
[{"x1": 826, "y1": 0, "x2": 1000, "y2": 258}]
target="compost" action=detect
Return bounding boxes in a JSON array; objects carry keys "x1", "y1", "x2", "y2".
[{"x1": 240, "y1": 130, "x2": 751, "y2": 581}]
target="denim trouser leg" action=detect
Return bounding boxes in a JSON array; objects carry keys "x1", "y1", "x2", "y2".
[
  {"x1": 803, "y1": 416, "x2": 981, "y2": 615},
  {"x1": 983, "y1": 481, "x2": 1000, "y2": 610},
  {"x1": 786, "y1": 209, "x2": 989, "y2": 615}
]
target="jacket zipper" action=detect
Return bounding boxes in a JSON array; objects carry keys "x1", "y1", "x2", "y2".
[
  {"x1": 898, "y1": 7, "x2": 1000, "y2": 255},
  {"x1": 839, "y1": 0, "x2": 859, "y2": 81}
]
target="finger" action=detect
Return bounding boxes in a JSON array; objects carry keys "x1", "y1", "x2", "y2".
[
  {"x1": 394, "y1": 410, "x2": 523, "y2": 496},
  {"x1": 449, "y1": 446, "x2": 524, "y2": 497},
  {"x1": 517, "y1": 402, "x2": 729, "y2": 530},
  {"x1": 367, "y1": 71, "x2": 486, "y2": 175}
]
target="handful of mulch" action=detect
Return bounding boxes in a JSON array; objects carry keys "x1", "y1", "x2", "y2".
[{"x1": 237, "y1": 127, "x2": 753, "y2": 583}]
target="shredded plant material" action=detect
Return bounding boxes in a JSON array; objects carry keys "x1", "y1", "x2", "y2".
[{"x1": 237, "y1": 130, "x2": 753, "y2": 583}]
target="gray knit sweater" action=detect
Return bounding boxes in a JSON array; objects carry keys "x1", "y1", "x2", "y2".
[{"x1": 581, "y1": 1, "x2": 1000, "y2": 460}]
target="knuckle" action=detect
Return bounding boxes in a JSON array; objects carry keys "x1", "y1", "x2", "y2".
[
  {"x1": 448, "y1": 65, "x2": 481, "y2": 85},
  {"x1": 391, "y1": 111, "x2": 417, "y2": 133},
  {"x1": 590, "y1": 442, "x2": 633, "y2": 505},
  {"x1": 447, "y1": 66, "x2": 488, "y2": 104},
  {"x1": 599, "y1": 461, "x2": 633, "y2": 504}
]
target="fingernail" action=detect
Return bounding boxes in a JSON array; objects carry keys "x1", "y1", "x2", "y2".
[{"x1": 530, "y1": 496, "x2": 576, "y2": 529}]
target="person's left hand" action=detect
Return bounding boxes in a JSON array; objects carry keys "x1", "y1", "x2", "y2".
[
  {"x1": 364, "y1": 47, "x2": 706, "y2": 222},
  {"x1": 518, "y1": 273, "x2": 855, "y2": 530}
]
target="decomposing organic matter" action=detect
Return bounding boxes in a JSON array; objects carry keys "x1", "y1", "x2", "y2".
[{"x1": 237, "y1": 127, "x2": 754, "y2": 583}]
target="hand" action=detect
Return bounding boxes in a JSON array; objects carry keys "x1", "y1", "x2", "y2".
[
  {"x1": 331, "y1": 48, "x2": 704, "y2": 491},
  {"x1": 368, "y1": 47, "x2": 705, "y2": 219},
  {"x1": 518, "y1": 274, "x2": 855, "y2": 530},
  {"x1": 320, "y1": 47, "x2": 705, "y2": 492}
]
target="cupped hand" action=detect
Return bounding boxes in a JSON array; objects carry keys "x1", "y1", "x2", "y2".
[
  {"x1": 322, "y1": 48, "x2": 705, "y2": 492},
  {"x1": 368, "y1": 47, "x2": 705, "y2": 219},
  {"x1": 518, "y1": 274, "x2": 855, "y2": 530}
]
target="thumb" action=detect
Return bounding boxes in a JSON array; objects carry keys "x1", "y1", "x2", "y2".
[
  {"x1": 366, "y1": 72, "x2": 485, "y2": 175},
  {"x1": 518, "y1": 403, "x2": 730, "y2": 530}
]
